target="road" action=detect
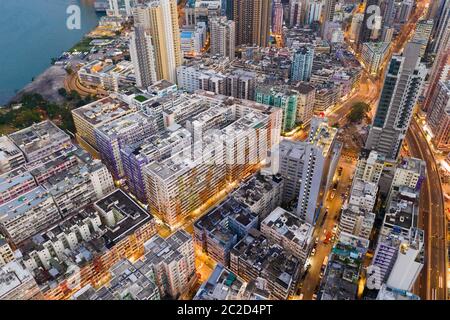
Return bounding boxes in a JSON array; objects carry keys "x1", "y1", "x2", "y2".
[
  {"x1": 406, "y1": 120, "x2": 448, "y2": 300},
  {"x1": 298, "y1": 158, "x2": 356, "y2": 299}
]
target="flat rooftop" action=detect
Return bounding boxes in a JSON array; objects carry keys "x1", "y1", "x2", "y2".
[
  {"x1": 0, "y1": 186, "x2": 52, "y2": 222},
  {"x1": 0, "y1": 166, "x2": 35, "y2": 194},
  {"x1": 262, "y1": 207, "x2": 313, "y2": 247},
  {"x1": 95, "y1": 189, "x2": 154, "y2": 248},
  {"x1": 72, "y1": 96, "x2": 133, "y2": 126},
  {"x1": 8, "y1": 120, "x2": 71, "y2": 156},
  {"x1": 0, "y1": 136, "x2": 23, "y2": 163}
]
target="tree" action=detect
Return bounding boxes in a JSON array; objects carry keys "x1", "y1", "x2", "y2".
[
  {"x1": 347, "y1": 102, "x2": 370, "y2": 123},
  {"x1": 58, "y1": 88, "x2": 67, "y2": 97}
]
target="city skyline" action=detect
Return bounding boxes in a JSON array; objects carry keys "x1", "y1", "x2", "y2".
[{"x1": 0, "y1": 0, "x2": 448, "y2": 304}]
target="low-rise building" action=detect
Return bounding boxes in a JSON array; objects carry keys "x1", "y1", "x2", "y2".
[
  {"x1": 0, "y1": 260, "x2": 43, "y2": 300},
  {"x1": 0, "y1": 187, "x2": 61, "y2": 245},
  {"x1": 194, "y1": 263, "x2": 270, "y2": 300},
  {"x1": 261, "y1": 207, "x2": 313, "y2": 264},
  {"x1": 0, "y1": 167, "x2": 37, "y2": 205},
  {"x1": 230, "y1": 229, "x2": 301, "y2": 300}
]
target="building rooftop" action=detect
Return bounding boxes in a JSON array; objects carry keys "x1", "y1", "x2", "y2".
[
  {"x1": 320, "y1": 233, "x2": 368, "y2": 300},
  {"x1": 72, "y1": 96, "x2": 134, "y2": 126},
  {"x1": 0, "y1": 166, "x2": 35, "y2": 195},
  {"x1": 0, "y1": 136, "x2": 23, "y2": 165},
  {"x1": 194, "y1": 264, "x2": 245, "y2": 300},
  {"x1": 94, "y1": 189, "x2": 154, "y2": 248},
  {"x1": 397, "y1": 157, "x2": 426, "y2": 177},
  {"x1": 308, "y1": 117, "x2": 337, "y2": 157},
  {"x1": 143, "y1": 230, "x2": 191, "y2": 267},
  {"x1": 262, "y1": 207, "x2": 313, "y2": 247},
  {"x1": 376, "y1": 284, "x2": 420, "y2": 300},
  {"x1": 232, "y1": 229, "x2": 300, "y2": 290},
  {"x1": 384, "y1": 187, "x2": 419, "y2": 231},
  {"x1": 76, "y1": 258, "x2": 160, "y2": 300},
  {"x1": 8, "y1": 120, "x2": 71, "y2": 157},
  {"x1": 0, "y1": 261, "x2": 36, "y2": 298},
  {"x1": 233, "y1": 174, "x2": 283, "y2": 208},
  {"x1": 0, "y1": 186, "x2": 53, "y2": 222},
  {"x1": 95, "y1": 111, "x2": 155, "y2": 139}
]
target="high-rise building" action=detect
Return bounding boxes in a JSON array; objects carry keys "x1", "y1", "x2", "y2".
[
  {"x1": 255, "y1": 85, "x2": 299, "y2": 132},
  {"x1": 233, "y1": 0, "x2": 271, "y2": 47},
  {"x1": 398, "y1": 0, "x2": 414, "y2": 23},
  {"x1": 144, "y1": 230, "x2": 196, "y2": 299},
  {"x1": 427, "y1": 80, "x2": 450, "y2": 151},
  {"x1": 366, "y1": 42, "x2": 426, "y2": 160},
  {"x1": 350, "y1": 13, "x2": 364, "y2": 42},
  {"x1": 134, "y1": 0, "x2": 182, "y2": 83},
  {"x1": 380, "y1": 0, "x2": 395, "y2": 27},
  {"x1": 294, "y1": 83, "x2": 315, "y2": 125},
  {"x1": 272, "y1": 0, "x2": 284, "y2": 35},
  {"x1": 95, "y1": 112, "x2": 160, "y2": 179},
  {"x1": 289, "y1": 0, "x2": 302, "y2": 27},
  {"x1": 430, "y1": 0, "x2": 450, "y2": 54},
  {"x1": 423, "y1": 49, "x2": 450, "y2": 112},
  {"x1": 358, "y1": 0, "x2": 380, "y2": 49},
  {"x1": 210, "y1": 16, "x2": 235, "y2": 59},
  {"x1": 323, "y1": 0, "x2": 337, "y2": 22},
  {"x1": 361, "y1": 42, "x2": 391, "y2": 76},
  {"x1": 129, "y1": 25, "x2": 157, "y2": 89},
  {"x1": 290, "y1": 45, "x2": 314, "y2": 81},
  {"x1": 412, "y1": 19, "x2": 434, "y2": 57},
  {"x1": 306, "y1": 0, "x2": 322, "y2": 24},
  {"x1": 72, "y1": 97, "x2": 136, "y2": 153}
]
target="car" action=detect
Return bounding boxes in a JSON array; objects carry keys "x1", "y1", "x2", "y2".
[
  {"x1": 312, "y1": 294, "x2": 318, "y2": 300},
  {"x1": 311, "y1": 248, "x2": 316, "y2": 256},
  {"x1": 314, "y1": 236, "x2": 319, "y2": 245},
  {"x1": 299, "y1": 294, "x2": 304, "y2": 300},
  {"x1": 332, "y1": 225, "x2": 338, "y2": 234}
]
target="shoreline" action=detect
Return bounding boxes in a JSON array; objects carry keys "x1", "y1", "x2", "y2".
[{"x1": 7, "y1": 21, "x2": 100, "y2": 106}]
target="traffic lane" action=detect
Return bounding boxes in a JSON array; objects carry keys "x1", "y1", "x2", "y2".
[
  {"x1": 299, "y1": 159, "x2": 355, "y2": 299},
  {"x1": 407, "y1": 125, "x2": 446, "y2": 300}
]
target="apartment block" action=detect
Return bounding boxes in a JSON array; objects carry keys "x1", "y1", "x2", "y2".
[
  {"x1": 0, "y1": 261, "x2": 43, "y2": 300},
  {"x1": 230, "y1": 229, "x2": 301, "y2": 300},
  {"x1": 0, "y1": 136, "x2": 26, "y2": 174},
  {"x1": 0, "y1": 187, "x2": 61, "y2": 245},
  {"x1": 8, "y1": 120, "x2": 72, "y2": 163},
  {"x1": 72, "y1": 96, "x2": 135, "y2": 151},
  {"x1": 143, "y1": 230, "x2": 196, "y2": 299},
  {"x1": 232, "y1": 173, "x2": 283, "y2": 221},
  {"x1": 260, "y1": 207, "x2": 313, "y2": 264},
  {"x1": 95, "y1": 111, "x2": 159, "y2": 179},
  {"x1": 0, "y1": 167, "x2": 37, "y2": 205}
]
